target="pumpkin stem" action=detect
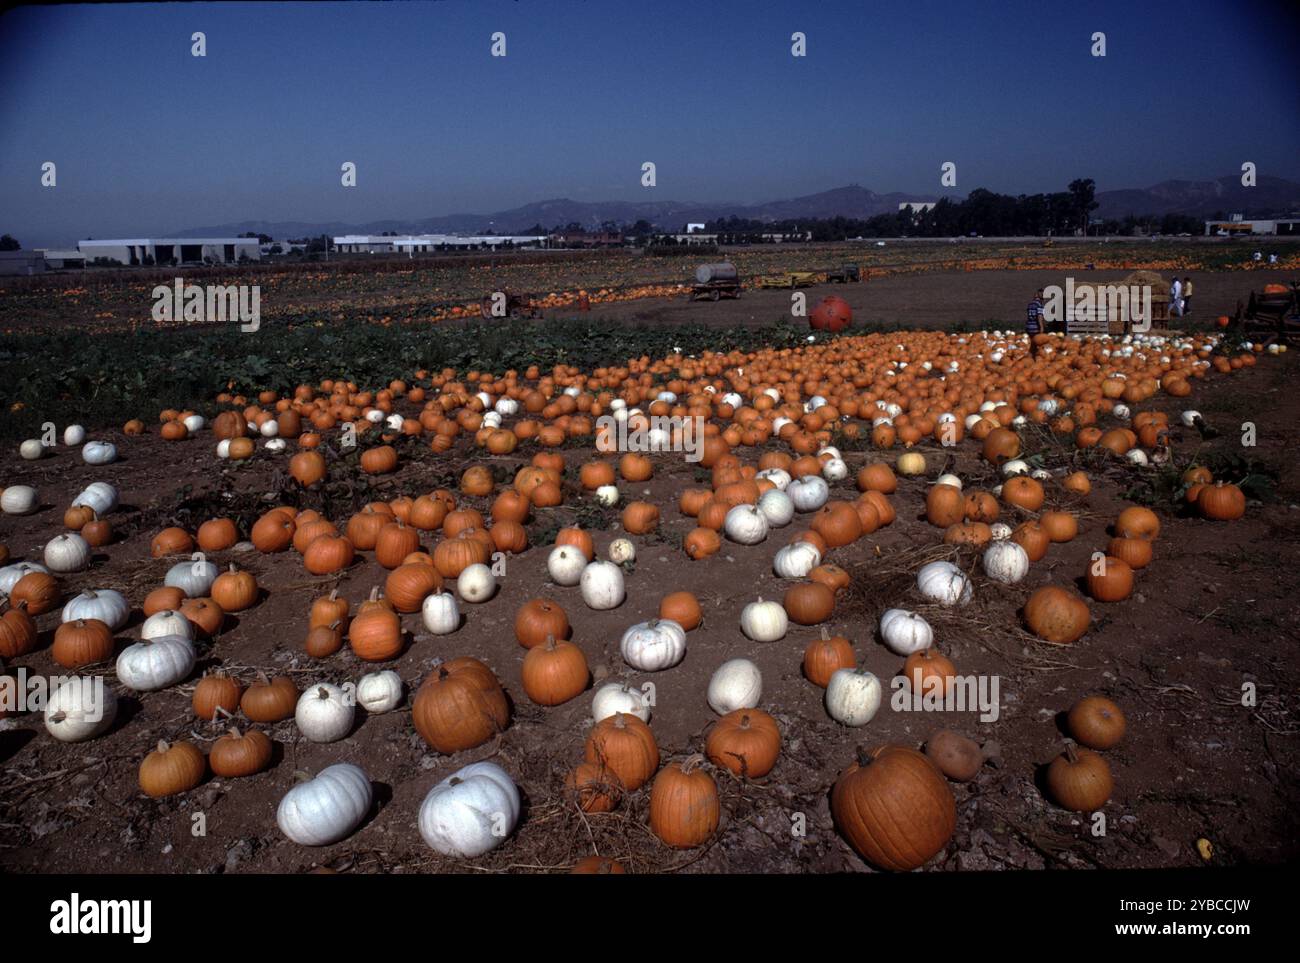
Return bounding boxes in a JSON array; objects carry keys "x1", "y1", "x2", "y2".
[
  {"x1": 255, "y1": 670, "x2": 271, "y2": 685},
  {"x1": 328, "y1": 619, "x2": 341, "y2": 631},
  {"x1": 739, "y1": 713, "x2": 751, "y2": 729},
  {"x1": 328, "y1": 588, "x2": 339, "y2": 601},
  {"x1": 156, "y1": 740, "x2": 169, "y2": 753},
  {"x1": 544, "y1": 633, "x2": 556, "y2": 651},
  {"x1": 820, "y1": 627, "x2": 829, "y2": 641},
  {"x1": 368, "y1": 586, "x2": 381, "y2": 602},
  {"x1": 854, "y1": 745, "x2": 873, "y2": 767},
  {"x1": 50, "y1": 711, "x2": 67, "y2": 723},
  {"x1": 680, "y1": 753, "x2": 706, "y2": 774},
  {"x1": 316, "y1": 686, "x2": 331, "y2": 699},
  {"x1": 227, "y1": 726, "x2": 242, "y2": 739},
  {"x1": 1064, "y1": 742, "x2": 1080, "y2": 765}
]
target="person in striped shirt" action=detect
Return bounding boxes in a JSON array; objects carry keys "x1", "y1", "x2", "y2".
[{"x1": 1026, "y1": 291, "x2": 1044, "y2": 334}]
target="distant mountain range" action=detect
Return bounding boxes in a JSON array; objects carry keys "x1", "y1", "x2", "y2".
[
  {"x1": 174, "y1": 175, "x2": 1300, "y2": 238},
  {"x1": 1092, "y1": 175, "x2": 1300, "y2": 220}
]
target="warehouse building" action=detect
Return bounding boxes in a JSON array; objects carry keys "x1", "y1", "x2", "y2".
[
  {"x1": 0, "y1": 251, "x2": 45, "y2": 276},
  {"x1": 333, "y1": 234, "x2": 549, "y2": 253},
  {"x1": 1203, "y1": 217, "x2": 1300, "y2": 236},
  {"x1": 37, "y1": 249, "x2": 87, "y2": 269},
  {"x1": 76, "y1": 237, "x2": 262, "y2": 266}
]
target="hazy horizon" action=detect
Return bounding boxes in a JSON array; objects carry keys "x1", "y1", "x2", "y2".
[{"x1": 2, "y1": 0, "x2": 1297, "y2": 247}]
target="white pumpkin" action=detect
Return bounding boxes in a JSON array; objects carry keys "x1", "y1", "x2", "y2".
[
  {"x1": 276, "y1": 763, "x2": 373, "y2": 846},
  {"x1": 788, "y1": 476, "x2": 829, "y2": 513},
  {"x1": 825, "y1": 668, "x2": 882, "y2": 726},
  {"x1": 164, "y1": 558, "x2": 219, "y2": 597},
  {"x1": 19, "y1": 439, "x2": 45, "y2": 460},
  {"x1": 72, "y1": 481, "x2": 118, "y2": 515},
  {"x1": 1113, "y1": 403, "x2": 1132, "y2": 421},
  {"x1": 608, "y1": 538, "x2": 636, "y2": 564},
  {"x1": 989, "y1": 522, "x2": 1013, "y2": 541},
  {"x1": 982, "y1": 540, "x2": 1030, "y2": 584},
  {"x1": 63, "y1": 424, "x2": 86, "y2": 446},
  {"x1": 821, "y1": 457, "x2": 849, "y2": 482},
  {"x1": 880, "y1": 608, "x2": 934, "y2": 655},
  {"x1": 62, "y1": 588, "x2": 130, "y2": 630},
  {"x1": 356, "y1": 670, "x2": 404, "y2": 713},
  {"x1": 0, "y1": 561, "x2": 48, "y2": 594},
  {"x1": 115, "y1": 635, "x2": 196, "y2": 691},
  {"x1": 755, "y1": 467, "x2": 791, "y2": 491},
  {"x1": 456, "y1": 563, "x2": 497, "y2": 603},
  {"x1": 259, "y1": 419, "x2": 280, "y2": 438},
  {"x1": 707, "y1": 658, "x2": 763, "y2": 715},
  {"x1": 1, "y1": 485, "x2": 38, "y2": 515},
  {"x1": 547, "y1": 545, "x2": 588, "y2": 586},
  {"x1": 421, "y1": 591, "x2": 460, "y2": 635},
  {"x1": 418, "y1": 761, "x2": 521, "y2": 857},
  {"x1": 216, "y1": 439, "x2": 231, "y2": 459},
  {"x1": 141, "y1": 609, "x2": 194, "y2": 641},
  {"x1": 1180, "y1": 409, "x2": 1201, "y2": 428},
  {"x1": 896, "y1": 452, "x2": 927, "y2": 476},
  {"x1": 724, "y1": 504, "x2": 769, "y2": 544},
  {"x1": 934, "y1": 473, "x2": 963, "y2": 490},
  {"x1": 916, "y1": 561, "x2": 973, "y2": 606},
  {"x1": 591, "y1": 682, "x2": 651, "y2": 723},
  {"x1": 43, "y1": 533, "x2": 91, "y2": 573},
  {"x1": 264, "y1": 438, "x2": 287, "y2": 453},
  {"x1": 740, "y1": 598, "x2": 788, "y2": 642},
  {"x1": 620, "y1": 618, "x2": 687, "y2": 672},
  {"x1": 44, "y1": 677, "x2": 117, "y2": 742},
  {"x1": 1126, "y1": 449, "x2": 1149, "y2": 466},
  {"x1": 295, "y1": 683, "x2": 355, "y2": 743},
  {"x1": 1001, "y1": 459, "x2": 1030, "y2": 477},
  {"x1": 594, "y1": 484, "x2": 620, "y2": 507},
  {"x1": 81, "y1": 441, "x2": 118, "y2": 465},
  {"x1": 757, "y1": 489, "x2": 794, "y2": 527},
  {"x1": 773, "y1": 540, "x2": 822, "y2": 578},
  {"x1": 182, "y1": 414, "x2": 205, "y2": 433},
  {"x1": 580, "y1": 560, "x2": 625, "y2": 610}
]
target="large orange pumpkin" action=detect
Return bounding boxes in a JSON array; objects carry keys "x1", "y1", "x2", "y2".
[{"x1": 830, "y1": 745, "x2": 956, "y2": 871}]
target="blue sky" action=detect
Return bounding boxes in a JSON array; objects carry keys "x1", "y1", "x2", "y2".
[{"x1": 1, "y1": 0, "x2": 1296, "y2": 246}]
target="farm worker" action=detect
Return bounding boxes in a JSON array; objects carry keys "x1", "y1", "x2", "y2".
[
  {"x1": 1268, "y1": 253, "x2": 1278, "y2": 265},
  {"x1": 1169, "y1": 277, "x2": 1183, "y2": 317},
  {"x1": 1181, "y1": 277, "x2": 1193, "y2": 315},
  {"x1": 1026, "y1": 291, "x2": 1044, "y2": 354}
]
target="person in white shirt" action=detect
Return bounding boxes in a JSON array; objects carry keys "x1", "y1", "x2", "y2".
[{"x1": 1170, "y1": 277, "x2": 1183, "y2": 317}]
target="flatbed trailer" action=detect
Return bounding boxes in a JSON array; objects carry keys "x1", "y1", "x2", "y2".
[
  {"x1": 755, "y1": 271, "x2": 818, "y2": 289},
  {"x1": 689, "y1": 279, "x2": 742, "y2": 301}
]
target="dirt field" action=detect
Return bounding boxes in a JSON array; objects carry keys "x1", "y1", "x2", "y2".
[
  {"x1": 1, "y1": 267, "x2": 1297, "y2": 874},
  {"x1": 565, "y1": 269, "x2": 1300, "y2": 331}
]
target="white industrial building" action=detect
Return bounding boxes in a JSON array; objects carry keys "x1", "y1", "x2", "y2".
[
  {"x1": 76, "y1": 237, "x2": 262, "y2": 266},
  {"x1": 333, "y1": 234, "x2": 549, "y2": 254},
  {"x1": 36, "y1": 249, "x2": 87, "y2": 269},
  {"x1": 1203, "y1": 216, "x2": 1300, "y2": 236}
]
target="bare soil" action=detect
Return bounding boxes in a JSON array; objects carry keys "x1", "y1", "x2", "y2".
[
  {"x1": 562, "y1": 269, "x2": 1300, "y2": 331},
  {"x1": 1, "y1": 269, "x2": 1297, "y2": 875}
]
